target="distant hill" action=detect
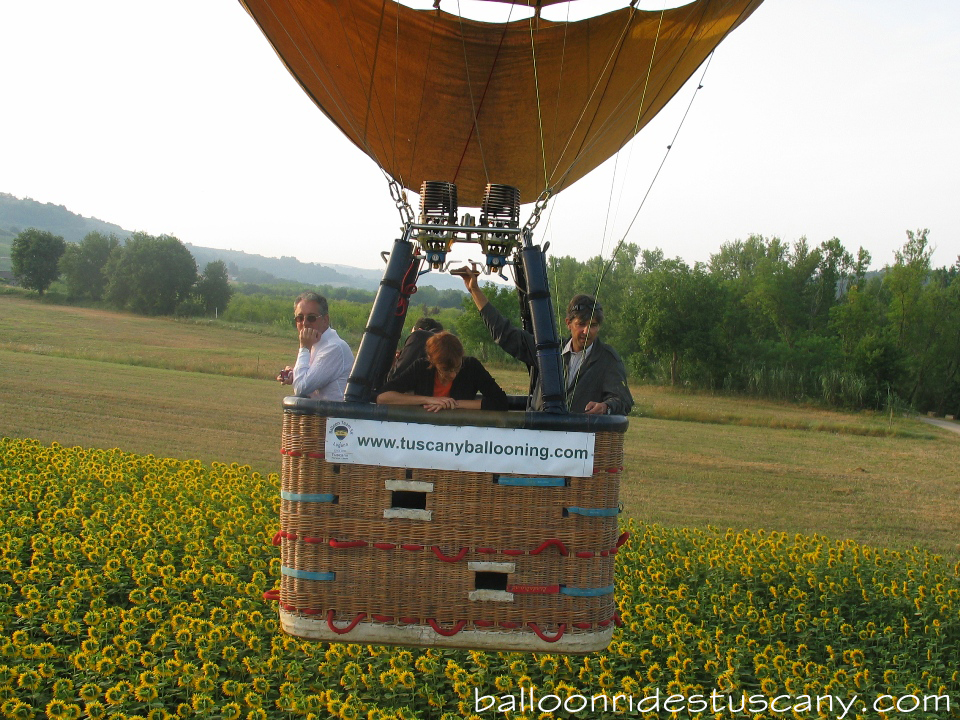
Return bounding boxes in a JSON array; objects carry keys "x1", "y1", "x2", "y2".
[
  {"x1": 0, "y1": 193, "x2": 130, "y2": 246},
  {"x1": 0, "y1": 192, "x2": 465, "y2": 291}
]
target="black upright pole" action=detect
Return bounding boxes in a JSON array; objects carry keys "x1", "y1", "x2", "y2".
[
  {"x1": 345, "y1": 235, "x2": 421, "y2": 403},
  {"x1": 520, "y1": 232, "x2": 566, "y2": 414}
]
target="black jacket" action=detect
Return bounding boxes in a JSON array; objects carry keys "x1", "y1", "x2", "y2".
[
  {"x1": 378, "y1": 356, "x2": 509, "y2": 411},
  {"x1": 480, "y1": 303, "x2": 633, "y2": 415}
]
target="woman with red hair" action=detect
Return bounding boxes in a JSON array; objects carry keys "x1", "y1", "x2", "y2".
[{"x1": 376, "y1": 331, "x2": 508, "y2": 412}]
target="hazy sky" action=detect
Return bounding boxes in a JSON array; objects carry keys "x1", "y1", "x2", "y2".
[{"x1": 2, "y1": 1, "x2": 957, "y2": 273}]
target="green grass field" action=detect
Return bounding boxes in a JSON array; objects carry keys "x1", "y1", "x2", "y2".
[{"x1": 3, "y1": 292, "x2": 959, "y2": 558}]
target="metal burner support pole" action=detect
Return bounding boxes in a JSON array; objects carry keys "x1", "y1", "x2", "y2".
[
  {"x1": 520, "y1": 230, "x2": 567, "y2": 414},
  {"x1": 345, "y1": 230, "x2": 421, "y2": 403}
]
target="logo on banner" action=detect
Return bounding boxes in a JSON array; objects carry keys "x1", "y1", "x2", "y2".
[{"x1": 327, "y1": 421, "x2": 353, "y2": 452}]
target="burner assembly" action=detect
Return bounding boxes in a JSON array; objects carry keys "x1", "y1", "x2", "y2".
[{"x1": 413, "y1": 181, "x2": 522, "y2": 276}]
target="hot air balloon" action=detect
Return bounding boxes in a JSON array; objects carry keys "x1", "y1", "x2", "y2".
[{"x1": 251, "y1": 0, "x2": 763, "y2": 652}]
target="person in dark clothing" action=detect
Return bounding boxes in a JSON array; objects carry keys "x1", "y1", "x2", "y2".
[
  {"x1": 376, "y1": 331, "x2": 508, "y2": 412},
  {"x1": 385, "y1": 317, "x2": 443, "y2": 383},
  {"x1": 456, "y1": 266, "x2": 633, "y2": 415}
]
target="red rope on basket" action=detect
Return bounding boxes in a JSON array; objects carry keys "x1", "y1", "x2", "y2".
[
  {"x1": 503, "y1": 548, "x2": 525, "y2": 556},
  {"x1": 614, "y1": 611, "x2": 623, "y2": 627},
  {"x1": 326, "y1": 610, "x2": 366, "y2": 634},
  {"x1": 530, "y1": 539, "x2": 569, "y2": 556},
  {"x1": 507, "y1": 584, "x2": 560, "y2": 594},
  {"x1": 427, "y1": 619, "x2": 467, "y2": 637},
  {"x1": 262, "y1": 589, "x2": 280, "y2": 602},
  {"x1": 306, "y1": 451, "x2": 324, "y2": 459},
  {"x1": 329, "y1": 539, "x2": 368, "y2": 549},
  {"x1": 303, "y1": 536, "x2": 325, "y2": 544},
  {"x1": 616, "y1": 531, "x2": 630, "y2": 548},
  {"x1": 271, "y1": 532, "x2": 283, "y2": 546},
  {"x1": 401, "y1": 544, "x2": 424, "y2": 551},
  {"x1": 476, "y1": 547, "x2": 497, "y2": 554},
  {"x1": 373, "y1": 542, "x2": 396, "y2": 550},
  {"x1": 529, "y1": 623, "x2": 566, "y2": 642},
  {"x1": 431, "y1": 546, "x2": 468, "y2": 562}
]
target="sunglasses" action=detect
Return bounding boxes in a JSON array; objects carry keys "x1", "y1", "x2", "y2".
[{"x1": 293, "y1": 313, "x2": 322, "y2": 325}]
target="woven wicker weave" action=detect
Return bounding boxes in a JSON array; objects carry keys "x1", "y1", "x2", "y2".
[{"x1": 276, "y1": 399, "x2": 627, "y2": 653}]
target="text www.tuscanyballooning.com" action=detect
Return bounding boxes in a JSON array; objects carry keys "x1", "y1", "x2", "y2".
[
  {"x1": 355, "y1": 435, "x2": 588, "y2": 462},
  {"x1": 475, "y1": 687, "x2": 954, "y2": 718}
]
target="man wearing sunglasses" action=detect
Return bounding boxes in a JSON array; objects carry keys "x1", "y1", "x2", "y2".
[
  {"x1": 456, "y1": 267, "x2": 632, "y2": 416},
  {"x1": 277, "y1": 292, "x2": 353, "y2": 401}
]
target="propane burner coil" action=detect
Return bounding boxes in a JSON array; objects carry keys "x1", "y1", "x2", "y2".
[
  {"x1": 419, "y1": 181, "x2": 458, "y2": 225},
  {"x1": 480, "y1": 184, "x2": 521, "y2": 229}
]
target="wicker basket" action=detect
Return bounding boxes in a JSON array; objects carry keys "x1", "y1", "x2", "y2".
[{"x1": 275, "y1": 398, "x2": 628, "y2": 653}]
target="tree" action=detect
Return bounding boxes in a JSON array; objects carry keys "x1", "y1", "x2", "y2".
[
  {"x1": 105, "y1": 232, "x2": 197, "y2": 315},
  {"x1": 634, "y1": 259, "x2": 725, "y2": 386},
  {"x1": 10, "y1": 228, "x2": 66, "y2": 295},
  {"x1": 59, "y1": 231, "x2": 119, "y2": 300},
  {"x1": 196, "y1": 260, "x2": 233, "y2": 314}
]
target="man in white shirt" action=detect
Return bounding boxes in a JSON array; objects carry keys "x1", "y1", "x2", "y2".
[{"x1": 277, "y1": 292, "x2": 353, "y2": 401}]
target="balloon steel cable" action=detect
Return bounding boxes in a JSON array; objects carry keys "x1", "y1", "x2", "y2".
[
  {"x1": 451, "y1": 0, "x2": 517, "y2": 189},
  {"x1": 549, "y1": 3, "x2": 571, "y2": 181},
  {"x1": 594, "y1": 52, "x2": 716, "y2": 304},
  {"x1": 527, "y1": 14, "x2": 548, "y2": 193},
  {"x1": 567, "y1": 5, "x2": 667, "y2": 406},
  {"x1": 351, "y1": 1, "x2": 398, "y2": 171},
  {"x1": 405, "y1": 9, "x2": 442, "y2": 191},
  {"x1": 597, "y1": 8, "x2": 665, "y2": 265},
  {"x1": 546, "y1": 11, "x2": 635, "y2": 187},
  {"x1": 249, "y1": 0, "x2": 380, "y2": 167}
]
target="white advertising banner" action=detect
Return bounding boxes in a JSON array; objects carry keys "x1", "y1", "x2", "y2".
[{"x1": 324, "y1": 417, "x2": 596, "y2": 477}]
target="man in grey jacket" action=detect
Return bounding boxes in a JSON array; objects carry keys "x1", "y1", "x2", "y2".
[{"x1": 457, "y1": 268, "x2": 633, "y2": 415}]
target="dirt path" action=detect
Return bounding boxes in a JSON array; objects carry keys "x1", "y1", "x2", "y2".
[{"x1": 920, "y1": 417, "x2": 960, "y2": 435}]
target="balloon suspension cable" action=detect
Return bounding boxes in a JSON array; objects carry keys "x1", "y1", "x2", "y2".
[
  {"x1": 523, "y1": 187, "x2": 554, "y2": 236},
  {"x1": 385, "y1": 172, "x2": 415, "y2": 226},
  {"x1": 597, "y1": 7, "x2": 665, "y2": 265},
  {"x1": 593, "y1": 52, "x2": 716, "y2": 301},
  {"x1": 451, "y1": 0, "x2": 516, "y2": 188},
  {"x1": 527, "y1": 14, "x2": 548, "y2": 193}
]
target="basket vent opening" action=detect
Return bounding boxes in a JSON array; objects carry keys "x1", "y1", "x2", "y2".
[
  {"x1": 391, "y1": 490, "x2": 427, "y2": 510},
  {"x1": 474, "y1": 571, "x2": 508, "y2": 591}
]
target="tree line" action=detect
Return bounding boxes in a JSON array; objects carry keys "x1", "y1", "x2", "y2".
[
  {"x1": 10, "y1": 228, "x2": 232, "y2": 316},
  {"x1": 10, "y1": 225, "x2": 958, "y2": 415},
  {"x1": 458, "y1": 230, "x2": 957, "y2": 415}
]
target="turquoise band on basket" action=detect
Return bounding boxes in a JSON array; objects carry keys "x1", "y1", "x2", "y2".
[
  {"x1": 560, "y1": 585, "x2": 615, "y2": 597},
  {"x1": 281, "y1": 491, "x2": 337, "y2": 503},
  {"x1": 281, "y1": 567, "x2": 336, "y2": 582},
  {"x1": 565, "y1": 506, "x2": 619, "y2": 517},
  {"x1": 496, "y1": 477, "x2": 566, "y2": 487}
]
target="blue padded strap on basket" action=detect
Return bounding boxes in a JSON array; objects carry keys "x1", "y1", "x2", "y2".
[
  {"x1": 565, "y1": 506, "x2": 620, "y2": 517},
  {"x1": 560, "y1": 584, "x2": 616, "y2": 597},
  {"x1": 280, "y1": 491, "x2": 337, "y2": 503},
  {"x1": 496, "y1": 477, "x2": 566, "y2": 487},
  {"x1": 281, "y1": 567, "x2": 336, "y2": 582}
]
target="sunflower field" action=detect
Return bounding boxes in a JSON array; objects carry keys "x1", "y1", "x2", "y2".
[{"x1": 1, "y1": 437, "x2": 959, "y2": 719}]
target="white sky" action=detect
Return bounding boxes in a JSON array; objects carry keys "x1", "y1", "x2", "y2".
[{"x1": 1, "y1": 0, "x2": 957, "y2": 272}]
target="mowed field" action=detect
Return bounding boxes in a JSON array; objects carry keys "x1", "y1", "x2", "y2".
[{"x1": 3, "y1": 293, "x2": 959, "y2": 557}]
